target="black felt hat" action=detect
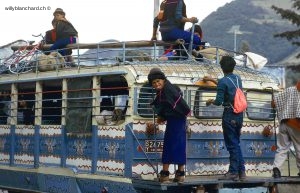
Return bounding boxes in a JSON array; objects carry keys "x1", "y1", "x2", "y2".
[{"x1": 148, "y1": 68, "x2": 166, "y2": 83}]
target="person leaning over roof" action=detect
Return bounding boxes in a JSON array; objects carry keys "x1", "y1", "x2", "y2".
[
  {"x1": 159, "y1": 0, "x2": 202, "y2": 50},
  {"x1": 50, "y1": 8, "x2": 78, "y2": 64}
]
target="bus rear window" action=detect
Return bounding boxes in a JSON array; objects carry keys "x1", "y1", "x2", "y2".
[
  {"x1": 193, "y1": 89, "x2": 223, "y2": 119},
  {"x1": 246, "y1": 90, "x2": 275, "y2": 121}
]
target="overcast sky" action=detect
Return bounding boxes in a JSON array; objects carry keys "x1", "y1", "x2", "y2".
[{"x1": 1, "y1": 0, "x2": 233, "y2": 45}]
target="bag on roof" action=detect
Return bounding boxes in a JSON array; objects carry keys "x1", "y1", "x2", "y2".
[{"x1": 227, "y1": 76, "x2": 247, "y2": 114}]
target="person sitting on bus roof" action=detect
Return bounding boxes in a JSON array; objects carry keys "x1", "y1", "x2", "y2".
[
  {"x1": 272, "y1": 80, "x2": 300, "y2": 178},
  {"x1": 50, "y1": 8, "x2": 78, "y2": 65},
  {"x1": 45, "y1": 18, "x2": 73, "y2": 57},
  {"x1": 159, "y1": 0, "x2": 202, "y2": 51},
  {"x1": 158, "y1": 26, "x2": 205, "y2": 61}
]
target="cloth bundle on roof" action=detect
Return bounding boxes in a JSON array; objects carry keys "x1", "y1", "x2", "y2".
[
  {"x1": 234, "y1": 52, "x2": 268, "y2": 70},
  {"x1": 274, "y1": 86, "x2": 300, "y2": 123}
]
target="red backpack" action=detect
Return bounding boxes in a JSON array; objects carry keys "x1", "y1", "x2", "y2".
[{"x1": 227, "y1": 76, "x2": 247, "y2": 113}]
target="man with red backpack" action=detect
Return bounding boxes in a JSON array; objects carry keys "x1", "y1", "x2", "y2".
[{"x1": 205, "y1": 56, "x2": 246, "y2": 181}]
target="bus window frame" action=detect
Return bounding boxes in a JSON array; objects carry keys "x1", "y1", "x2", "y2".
[
  {"x1": 245, "y1": 89, "x2": 275, "y2": 121},
  {"x1": 136, "y1": 83, "x2": 155, "y2": 118},
  {"x1": 193, "y1": 87, "x2": 223, "y2": 119},
  {"x1": 0, "y1": 84, "x2": 12, "y2": 125},
  {"x1": 41, "y1": 80, "x2": 63, "y2": 125},
  {"x1": 17, "y1": 82, "x2": 36, "y2": 125}
]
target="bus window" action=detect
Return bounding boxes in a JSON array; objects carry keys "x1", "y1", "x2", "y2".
[
  {"x1": 97, "y1": 75, "x2": 129, "y2": 125},
  {"x1": 0, "y1": 85, "x2": 11, "y2": 125},
  {"x1": 42, "y1": 80, "x2": 62, "y2": 125},
  {"x1": 193, "y1": 89, "x2": 223, "y2": 119},
  {"x1": 66, "y1": 77, "x2": 92, "y2": 133},
  {"x1": 18, "y1": 82, "x2": 35, "y2": 125},
  {"x1": 246, "y1": 90, "x2": 275, "y2": 120},
  {"x1": 137, "y1": 84, "x2": 154, "y2": 118}
]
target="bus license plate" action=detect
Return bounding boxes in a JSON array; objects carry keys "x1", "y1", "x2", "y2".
[{"x1": 145, "y1": 140, "x2": 164, "y2": 153}]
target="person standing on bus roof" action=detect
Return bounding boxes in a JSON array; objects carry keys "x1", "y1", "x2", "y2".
[
  {"x1": 205, "y1": 56, "x2": 246, "y2": 181},
  {"x1": 272, "y1": 80, "x2": 300, "y2": 178},
  {"x1": 148, "y1": 68, "x2": 191, "y2": 183},
  {"x1": 50, "y1": 8, "x2": 78, "y2": 64}
]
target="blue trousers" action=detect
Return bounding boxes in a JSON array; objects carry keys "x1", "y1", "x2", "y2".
[
  {"x1": 222, "y1": 108, "x2": 245, "y2": 174},
  {"x1": 161, "y1": 28, "x2": 202, "y2": 50},
  {"x1": 50, "y1": 36, "x2": 77, "y2": 56}
]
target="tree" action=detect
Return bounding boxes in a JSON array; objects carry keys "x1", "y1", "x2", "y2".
[{"x1": 271, "y1": 0, "x2": 300, "y2": 58}]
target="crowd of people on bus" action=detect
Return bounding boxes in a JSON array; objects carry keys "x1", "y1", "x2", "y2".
[
  {"x1": 43, "y1": 1, "x2": 207, "y2": 67},
  {"x1": 145, "y1": 55, "x2": 300, "y2": 183},
  {"x1": 146, "y1": 56, "x2": 247, "y2": 183}
]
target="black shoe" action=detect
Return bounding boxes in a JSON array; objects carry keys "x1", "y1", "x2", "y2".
[
  {"x1": 273, "y1": 167, "x2": 281, "y2": 178},
  {"x1": 298, "y1": 172, "x2": 300, "y2": 177},
  {"x1": 219, "y1": 172, "x2": 239, "y2": 181}
]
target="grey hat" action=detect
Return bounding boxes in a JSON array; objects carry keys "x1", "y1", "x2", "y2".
[
  {"x1": 148, "y1": 68, "x2": 166, "y2": 83},
  {"x1": 53, "y1": 8, "x2": 65, "y2": 16}
]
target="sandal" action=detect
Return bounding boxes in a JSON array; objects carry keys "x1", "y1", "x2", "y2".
[
  {"x1": 173, "y1": 170, "x2": 185, "y2": 183},
  {"x1": 159, "y1": 170, "x2": 170, "y2": 183}
]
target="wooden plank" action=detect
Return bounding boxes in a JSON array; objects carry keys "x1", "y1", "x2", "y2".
[{"x1": 11, "y1": 40, "x2": 174, "y2": 51}]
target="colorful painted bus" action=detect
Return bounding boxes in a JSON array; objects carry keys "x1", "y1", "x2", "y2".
[{"x1": 0, "y1": 41, "x2": 283, "y2": 193}]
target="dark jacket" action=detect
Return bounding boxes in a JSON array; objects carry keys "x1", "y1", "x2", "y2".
[
  {"x1": 55, "y1": 20, "x2": 78, "y2": 40},
  {"x1": 159, "y1": 0, "x2": 186, "y2": 32},
  {"x1": 151, "y1": 80, "x2": 190, "y2": 119}
]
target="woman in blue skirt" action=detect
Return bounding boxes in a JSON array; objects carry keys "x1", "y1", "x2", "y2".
[{"x1": 148, "y1": 68, "x2": 191, "y2": 183}]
